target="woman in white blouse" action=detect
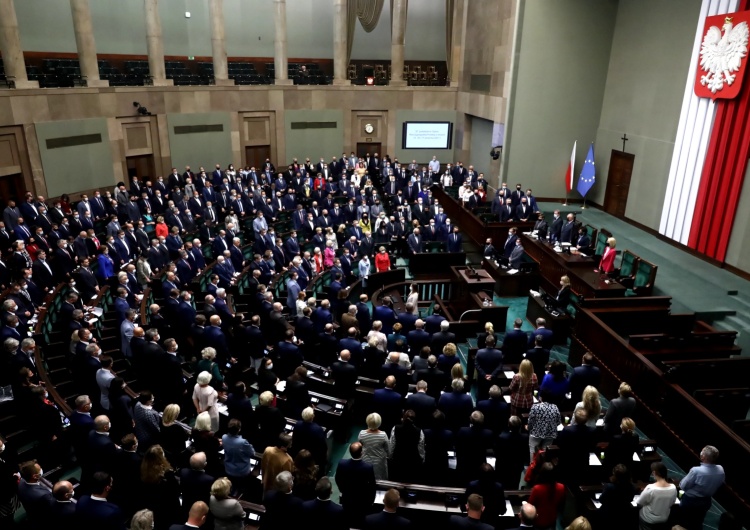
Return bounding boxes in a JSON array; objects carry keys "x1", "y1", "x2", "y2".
[{"x1": 637, "y1": 462, "x2": 677, "y2": 529}]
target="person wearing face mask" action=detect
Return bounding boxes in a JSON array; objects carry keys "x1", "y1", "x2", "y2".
[
  {"x1": 0, "y1": 436, "x2": 20, "y2": 527},
  {"x1": 549, "y1": 209, "x2": 563, "y2": 243},
  {"x1": 17, "y1": 459, "x2": 54, "y2": 528}
]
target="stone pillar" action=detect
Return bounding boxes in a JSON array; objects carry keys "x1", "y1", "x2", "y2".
[
  {"x1": 273, "y1": 0, "x2": 292, "y2": 85},
  {"x1": 390, "y1": 0, "x2": 408, "y2": 86},
  {"x1": 449, "y1": 0, "x2": 466, "y2": 87},
  {"x1": 332, "y1": 0, "x2": 350, "y2": 86},
  {"x1": 69, "y1": 0, "x2": 108, "y2": 87},
  {"x1": 208, "y1": 0, "x2": 233, "y2": 86},
  {"x1": 0, "y1": 0, "x2": 38, "y2": 89},
  {"x1": 144, "y1": 0, "x2": 173, "y2": 86}
]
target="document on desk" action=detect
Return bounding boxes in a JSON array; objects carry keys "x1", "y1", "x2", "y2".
[
  {"x1": 596, "y1": 418, "x2": 604, "y2": 427},
  {"x1": 91, "y1": 307, "x2": 103, "y2": 317},
  {"x1": 375, "y1": 490, "x2": 386, "y2": 504},
  {"x1": 632, "y1": 452, "x2": 640, "y2": 462},
  {"x1": 504, "y1": 371, "x2": 515, "y2": 379},
  {"x1": 589, "y1": 453, "x2": 602, "y2": 466},
  {"x1": 507, "y1": 269, "x2": 519, "y2": 275},
  {"x1": 216, "y1": 403, "x2": 228, "y2": 416},
  {"x1": 486, "y1": 456, "x2": 496, "y2": 467},
  {"x1": 502, "y1": 500, "x2": 514, "y2": 517},
  {"x1": 503, "y1": 396, "x2": 511, "y2": 404},
  {"x1": 276, "y1": 381, "x2": 286, "y2": 393}
]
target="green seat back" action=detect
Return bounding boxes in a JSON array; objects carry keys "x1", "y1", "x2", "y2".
[
  {"x1": 634, "y1": 261, "x2": 654, "y2": 288},
  {"x1": 620, "y1": 251, "x2": 637, "y2": 277},
  {"x1": 595, "y1": 232, "x2": 609, "y2": 255}
]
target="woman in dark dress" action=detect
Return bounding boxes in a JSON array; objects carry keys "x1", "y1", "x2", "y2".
[
  {"x1": 292, "y1": 449, "x2": 319, "y2": 501},
  {"x1": 190, "y1": 411, "x2": 223, "y2": 477},
  {"x1": 108, "y1": 377, "x2": 134, "y2": 443},
  {"x1": 159, "y1": 404, "x2": 189, "y2": 468},
  {"x1": 139, "y1": 445, "x2": 182, "y2": 530},
  {"x1": 388, "y1": 410, "x2": 425, "y2": 482},
  {"x1": 605, "y1": 417, "x2": 641, "y2": 471}
]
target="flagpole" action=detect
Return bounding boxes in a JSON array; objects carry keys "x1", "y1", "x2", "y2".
[{"x1": 582, "y1": 197, "x2": 587, "y2": 210}]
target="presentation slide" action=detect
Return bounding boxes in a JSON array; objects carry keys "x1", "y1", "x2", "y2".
[{"x1": 403, "y1": 121, "x2": 453, "y2": 149}]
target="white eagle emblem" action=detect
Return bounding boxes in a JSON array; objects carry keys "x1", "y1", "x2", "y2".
[{"x1": 700, "y1": 17, "x2": 750, "y2": 93}]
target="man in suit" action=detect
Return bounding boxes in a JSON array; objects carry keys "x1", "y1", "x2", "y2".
[
  {"x1": 405, "y1": 380, "x2": 436, "y2": 428},
  {"x1": 495, "y1": 416, "x2": 530, "y2": 489},
  {"x1": 364, "y1": 488, "x2": 411, "y2": 529},
  {"x1": 301, "y1": 477, "x2": 347, "y2": 530},
  {"x1": 178, "y1": 453, "x2": 214, "y2": 520},
  {"x1": 86, "y1": 416, "x2": 120, "y2": 479},
  {"x1": 262, "y1": 471, "x2": 303, "y2": 530},
  {"x1": 502, "y1": 227, "x2": 518, "y2": 260},
  {"x1": 498, "y1": 198, "x2": 515, "y2": 222},
  {"x1": 438, "y1": 379, "x2": 474, "y2": 432},
  {"x1": 509, "y1": 238, "x2": 525, "y2": 269},
  {"x1": 169, "y1": 500, "x2": 209, "y2": 530},
  {"x1": 415, "y1": 355, "x2": 446, "y2": 399},
  {"x1": 475, "y1": 336, "x2": 504, "y2": 401},
  {"x1": 528, "y1": 318, "x2": 554, "y2": 349},
  {"x1": 17, "y1": 460, "x2": 54, "y2": 529},
  {"x1": 372, "y1": 297, "x2": 397, "y2": 336},
  {"x1": 407, "y1": 228, "x2": 423, "y2": 255},
  {"x1": 502, "y1": 318, "x2": 528, "y2": 364},
  {"x1": 331, "y1": 350, "x2": 358, "y2": 398},
  {"x1": 515, "y1": 197, "x2": 534, "y2": 223},
  {"x1": 75, "y1": 472, "x2": 126, "y2": 530},
  {"x1": 455, "y1": 412, "x2": 494, "y2": 482},
  {"x1": 560, "y1": 213, "x2": 576, "y2": 244},
  {"x1": 335, "y1": 442, "x2": 376, "y2": 527},
  {"x1": 448, "y1": 493, "x2": 494, "y2": 530},
  {"x1": 373, "y1": 375, "x2": 403, "y2": 434},
  {"x1": 568, "y1": 353, "x2": 601, "y2": 401},
  {"x1": 556, "y1": 409, "x2": 597, "y2": 484},
  {"x1": 446, "y1": 225, "x2": 463, "y2": 253},
  {"x1": 431, "y1": 320, "x2": 456, "y2": 355},
  {"x1": 509, "y1": 503, "x2": 538, "y2": 530},
  {"x1": 525, "y1": 335, "x2": 550, "y2": 384}
]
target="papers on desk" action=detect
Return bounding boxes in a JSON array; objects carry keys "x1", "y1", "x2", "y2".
[
  {"x1": 579, "y1": 253, "x2": 589, "y2": 257},
  {"x1": 596, "y1": 418, "x2": 604, "y2": 427},
  {"x1": 507, "y1": 269, "x2": 519, "y2": 275},
  {"x1": 529, "y1": 290, "x2": 541, "y2": 298},
  {"x1": 504, "y1": 371, "x2": 515, "y2": 379},
  {"x1": 486, "y1": 456, "x2": 496, "y2": 467},
  {"x1": 502, "y1": 500, "x2": 514, "y2": 517},
  {"x1": 284, "y1": 423, "x2": 294, "y2": 432},
  {"x1": 216, "y1": 403, "x2": 228, "y2": 416},
  {"x1": 375, "y1": 490, "x2": 386, "y2": 504},
  {"x1": 632, "y1": 452, "x2": 640, "y2": 462},
  {"x1": 275, "y1": 381, "x2": 286, "y2": 393},
  {"x1": 448, "y1": 450, "x2": 457, "y2": 470},
  {"x1": 91, "y1": 307, "x2": 103, "y2": 317},
  {"x1": 589, "y1": 453, "x2": 602, "y2": 466},
  {"x1": 504, "y1": 395, "x2": 537, "y2": 404},
  {"x1": 557, "y1": 424, "x2": 564, "y2": 432},
  {"x1": 185, "y1": 440, "x2": 192, "y2": 449}
]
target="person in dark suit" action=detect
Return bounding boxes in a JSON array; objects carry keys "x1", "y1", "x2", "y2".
[
  {"x1": 438, "y1": 379, "x2": 474, "y2": 432},
  {"x1": 335, "y1": 442, "x2": 376, "y2": 527},
  {"x1": 407, "y1": 320, "x2": 431, "y2": 356},
  {"x1": 525, "y1": 335, "x2": 551, "y2": 384},
  {"x1": 560, "y1": 213, "x2": 576, "y2": 244},
  {"x1": 495, "y1": 416, "x2": 530, "y2": 490},
  {"x1": 549, "y1": 210, "x2": 563, "y2": 243},
  {"x1": 602, "y1": 382, "x2": 636, "y2": 437},
  {"x1": 476, "y1": 385, "x2": 511, "y2": 435},
  {"x1": 475, "y1": 336, "x2": 503, "y2": 401},
  {"x1": 177, "y1": 452, "x2": 214, "y2": 520},
  {"x1": 372, "y1": 376, "x2": 403, "y2": 434},
  {"x1": 568, "y1": 353, "x2": 601, "y2": 402},
  {"x1": 528, "y1": 318, "x2": 554, "y2": 349},
  {"x1": 292, "y1": 407, "x2": 328, "y2": 470},
  {"x1": 301, "y1": 477, "x2": 347, "y2": 530},
  {"x1": 455, "y1": 411, "x2": 494, "y2": 482},
  {"x1": 502, "y1": 318, "x2": 528, "y2": 364},
  {"x1": 556, "y1": 409, "x2": 597, "y2": 484},
  {"x1": 448, "y1": 493, "x2": 494, "y2": 530},
  {"x1": 48, "y1": 480, "x2": 76, "y2": 530},
  {"x1": 416, "y1": 356, "x2": 446, "y2": 400},
  {"x1": 372, "y1": 297, "x2": 397, "y2": 336},
  {"x1": 331, "y1": 350, "x2": 358, "y2": 398},
  {"x1": 17, "y1": 460, "x2": 54, "y2": 529},
  {"x1": 364, "y1": 488, "x2": 411, "y2": 529},
  {"x1": 446, "y1": 226, "x2": 463, "y2": 253},
  {"x1": 262, "y1": 471, "x2": 302, "y2": 530},
  {"x1": 75, "y1": 472, "x2": 126, "y2": 530},
  {"x1": 407, "y1": 228, "x2": 423, "y2": 255},
  {"x1": 405, "y1": 380, "x2": 437, "y2": 429},
  {"x1": 509, "y1": 503, "x2": 538, "y2": 530}
]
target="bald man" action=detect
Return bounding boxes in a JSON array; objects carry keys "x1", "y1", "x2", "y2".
[
  {"x1": 372, "y1": 375, "x2": 403, "y2": 434},
  {"x1": 178, "y1": 452, "x2": 215, "y2": 520},
  {"x1": 335, "y1": 442, "x2": 376, "y2": 527},
  {"x1": 170, "y1": 500, "x2": 209, "y2": 529},
  {"x1": 49, "y1": 480, "x2": 76, "y2": 526}
]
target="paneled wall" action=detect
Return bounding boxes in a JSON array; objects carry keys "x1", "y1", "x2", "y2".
[{"x1": 13, "y1": 0, "x2": 446, "y2": 61}]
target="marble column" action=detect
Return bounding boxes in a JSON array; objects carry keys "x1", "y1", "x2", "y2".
[
  {"x1": 449, "y1": 0, "x2": 466, "y2": 87},
  {"x1": 273, "y1": 0, "x2": 292, "y2": 85},
  {"x1": 69, "y1": 0, "x2": 108, "y2": 87},
  {"x1": 332, "y1": 0, "x2": 350, "y2": 86},
  {"x1": 208, "y1": 0, "x2": 233, "y2": 86},
  {"x1": 0, "y1": 0, "x2": 38, "y2": 89},
  {"x1": 144, "y1": 0, "x2": 173, "y2": 86},
  {"x1": 390, "y1": 0, "x2": 408, "y2": 86}
]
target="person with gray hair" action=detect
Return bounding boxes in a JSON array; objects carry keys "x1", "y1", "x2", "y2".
[
  {"x1": 193, "y1": 371, "x2": 219, "y2": 432},
  {"x1": 129, "y1": 509, "x2": 155, "y2": 530},
  {"x1": 679, "y1": 445, "x2": 726, "y2": 530},
  {"x1": 262, "y1": 470, "x2": 303, "y2": 529},
  {"x1": 178, "y1": 452, "x2": 215, "y2": 520},
  {"x1": 438, "y1": 378, "x2": 475, "y2": 432}
]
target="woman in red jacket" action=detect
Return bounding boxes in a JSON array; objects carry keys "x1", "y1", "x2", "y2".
[
  {"x1": 528, "y1": 462, "x2": 566, "y2": 530},
  {"x1": 155, "y1": 216, "x2": 169, "y2": 239},
  {"x1": 596, "y1": 237, "x2": 616, "y2": 274},
  {"x1": 374, "y1": 246, "x2": 391, "y2": 273}
]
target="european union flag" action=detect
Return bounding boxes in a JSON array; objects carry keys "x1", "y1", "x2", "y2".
[{"x1": 577, "y1": 144, "x2": 596, "y2": 198}]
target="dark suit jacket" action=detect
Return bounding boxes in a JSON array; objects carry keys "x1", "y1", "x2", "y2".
[
  {"x1": 364, "y1": 510, "x2": 411, "y2": 529},
  {"x1": 404, "y1": 392, "x2": 436, "y2": 428},
  {"x1": 177, "y1": 468, "x2": 214, "y2": 516},
  {"x1": 261, "y1": 490, "x2": 304, "y2": 530},
  {"x1": 301, "y1": 498, "x2": 347, "y2": 530},
  {"x1": 529, "y1": 327, "x2": 554, "y2": 349},
  {"x1": 335, "y1": 457, "x2": 376, "y2": 509},
  {"x1": 556, "y1": 423, "x2": 596, "y2": 481},
  {"x1": 438, "y1": 391, "x2": 474, "y2": 432},
  {"x1": 331, "y1": 360, "x2": 358, "y2": 398},
  {"x1": 373, "y1": 387, "x2": 403, "y2": 432},
  {"x1": 501, "y1": 329, "x2": 528, "y2": 364},
  {"x1": 449, "y1": 514, "x2": 494, "y2": 530},
  {"x1": 568, "y1": 364, "x2": 601, "y2": 401},
  {"x1": 75, "y1": 495, "x2": 125, "y2": 530}
]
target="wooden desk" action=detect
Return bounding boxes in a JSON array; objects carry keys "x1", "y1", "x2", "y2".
[
  {"x1": 520, "y1": 233, "x2": 626, "y2": 298},
  {"x1": 452, "y1": 266, "x2": 496, "y2": 294},
  {"x1": 482, "y1": 258, "x2": 539, "y2": 297},
  {"x1": 526, "y1": 293, "x2": 571, "y2": 345}
]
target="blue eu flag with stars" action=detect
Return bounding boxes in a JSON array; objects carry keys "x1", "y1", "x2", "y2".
[{"x1": 577, "y1": 144, "x2": 596, "y2": 198}]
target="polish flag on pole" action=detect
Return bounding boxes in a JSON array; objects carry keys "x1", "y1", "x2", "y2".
[{"x1": 565, "y1": 141, "x2": 576, "y2": 192}]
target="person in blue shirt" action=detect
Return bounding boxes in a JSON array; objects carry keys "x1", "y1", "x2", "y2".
[
  {"x1": 679, "y1": 445, "x2": 726, "y2": 530},
  {"x1": 221, "y1": 419, "x2": 255, "y2": 497}
]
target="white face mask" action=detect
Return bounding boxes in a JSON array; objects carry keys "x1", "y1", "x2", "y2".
[
  {"x1": 267, "y1": 363, "x2": 273, "y2": 370},
  {"x1": 0, "y1": 443, "x2": 5, "y2": 453}
]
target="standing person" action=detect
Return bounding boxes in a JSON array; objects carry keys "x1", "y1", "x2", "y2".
[
  {"x1": 679, "y1": 445, "x2": 725, "y2": 530},
  {"x1": 637, "y1": 462, "x2": 677, "y2": 530},
  {"x1": 406, "y1": 283, "x2": 419, "y2": 315},
  {"x1": 374, "y1": 246, "x2": 391, "y2": 273},
  {"x1": 192, "y1": 372, "x2": 219, "y2": 433},
  {"x1": 358, "y1": 413, "x2": 390, "y2": 480},
  {"x1": 596, "y1": 237, "x2": 617, "y2": 274},
  {"x1": 527, "y1": 392, "x2": 561, "y2": 461},
  {"x1": 261, "y1": 434, "x2": 294, "y2": 494},
  {"x1": 388, "y1": 410, "x2": 425, "y2": 482},
  {"x1": 359, "y1": 255, "x2": 371, "y2": 287},
  {"x1": 509, "y1": 360, "x2": 538, "y2": 417},
  {"x1": 527, "y1": 463, "x2": 566, "y2": 530}
]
